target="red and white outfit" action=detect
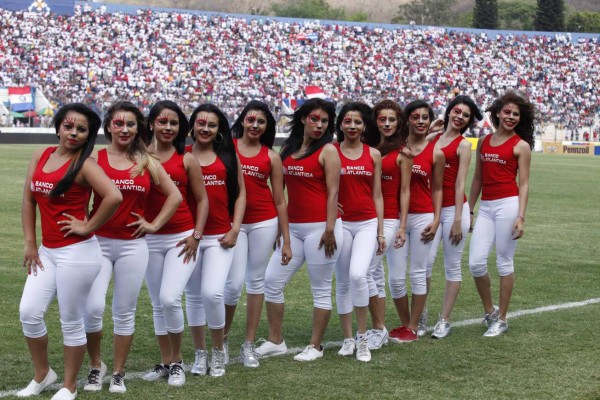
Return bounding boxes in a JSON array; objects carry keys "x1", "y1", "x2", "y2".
[
  {"x1": 225, "y1": 140, "x2": 278, "y2": 306},
  {"x1": 335, "y1": 143, "x2": 378, "y2": 315},
  {"x1": 427, "y1": 135, "x2": 470, "y2": 282},
  {"x1": 85, "y1": 149, "x2": 151, "y2": 336},
  {"x1": 469, "y1": 134, "x2": 521, "y2": 277},
  {"x1": 145, "y1": 150, "x2": 195, "y2": 335},
  {"x1": 185, "y1": 156, "x2": 234, "y2": 330},
  {"x1": 264, "y1": 147, "x2": 342, "y2": 311},
  {"x1": 20, "y1": 147, "x2": 102, "y2": 346},
  {"x1": 389, "y1": 142, "x2": 436, "y2": 298}
]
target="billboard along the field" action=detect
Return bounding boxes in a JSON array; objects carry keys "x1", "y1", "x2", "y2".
[{"x1": 1, "y1": 0, "x2": 74, "y2": 15}]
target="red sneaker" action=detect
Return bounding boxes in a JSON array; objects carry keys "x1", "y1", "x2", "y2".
[{"x1": 389, "y1": 326, "x2": 417, "y2": 343}]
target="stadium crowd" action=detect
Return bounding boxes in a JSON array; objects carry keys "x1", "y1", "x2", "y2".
[{"x1": 0, "y1": 7, "x2": 599, "y2": 134}]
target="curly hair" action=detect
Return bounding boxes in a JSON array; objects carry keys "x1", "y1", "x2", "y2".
[
  {"x1": 363, "y1": 99, "x2": 407, "y2": 156},
  {"x1": 487, "y1": 91, "x2": 536, "y2": 149}
]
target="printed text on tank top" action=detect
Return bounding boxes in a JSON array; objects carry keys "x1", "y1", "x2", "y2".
[{"x1": 483, "y1": 133, "x2": 519, "y2": 163}]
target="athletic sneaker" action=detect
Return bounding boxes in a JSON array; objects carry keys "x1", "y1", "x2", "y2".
[
  {"x1": 83, "y1": 361, "x2": 107, "y2": 391},
  {"x1": 417, "y1": 309, "x2": 428, "y2": 337},
  {"x1": 294, "y1": 344, "x2": 323, "y2": 362},
  {"x1": 355, "y1": 337, "x2": 371, "y2": 362},
  {"x1": 388, "y1": 325, "x2": 408, "y2": 343},
  {"x1": 337, "y1": 338, "x2": 355, "y2": 356},
  {"x1": 483, "y1": 306, "x2": 500, "y2": 328},
  {"x1": 367, "y1": 327, "x2": 389, "y2": 350},
  {"x1": 223, "y1": 339, "x2": 230, "y2": 365},
  {"x1": 255, "y1": 339, "x2": 288, "y2": 357},
  {"x1": 431, "y1": 317, "x2": 451, "y2": 339},
  {"x1": 16, "y1": 368, "x2": 57, "y2": 397},
  {"x1": 389, "y1": 326, "x2": 418, "y2": 343},
  {"x1": 168, "y1": 362, "x2": 185, "y2": 386},
  {"x1": 109, "y1": 372, "x2": 126, "y2": 394},
  {"x1": 483, "y1": 319, "x2": 508, "y2": 337},
  {"x1": 142, "y1": 364, "x2": 169, "y2": 381},
  {"x1": 210, "y1": 348, "x2": 226, "y2": 377},
  {"x1": 240, "y1": 341, "x2": 260, "y2": 368},
  {"x1": 191, "y1": 349, "x2": 208, "y2": 376},
  {"x1": 50, "y1": 388, "x2": 77, "y2": 400}
]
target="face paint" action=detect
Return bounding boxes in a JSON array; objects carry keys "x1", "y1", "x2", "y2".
[
  {"x1": 62, "y1": 116, "x2": 76, "y2": 132},
  {"x1": 342, "y1": 117, "x2": 352, "y2": 125},
  {"x1": 155, "y1": 112, "x2": 170, "y2": 126},
  {"x1": 245, "y1": 115, "x2": 257, "y2": 125},
  {"x1": 502, "y1": 108, "x2": 520, "y2": 117},
  {"x1": 307, "y1": 113, "x2": 322, "y2": 125},
  {"x1": 112, "y1": 114, "x2": 125, "y2": 129},
  {"x1": 409, "y1": 112, "x2": 429, "y2": 122}
]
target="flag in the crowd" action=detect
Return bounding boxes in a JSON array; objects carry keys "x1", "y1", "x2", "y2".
[
  {"x1": 305, "y1": 86, "x2": 327, "y2": 99},
  {"x1": 281, "y1": 98, "x2": 295, "y2": 114},
  {"x1": 8, "y1": 87, "x2": 34, "y2": 112}
]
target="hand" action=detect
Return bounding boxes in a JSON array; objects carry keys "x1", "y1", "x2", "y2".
[
  {"x1": 127, "y1": 212, "x2": 158, "y2": 238},
  {"x1": 401, "y1": 145, "x2": 414, "y2": 159},
  {"x1": 429, "y1": 119, "x2": 444, "y2": 135},
  {"x1": 512, "y1": 217, "x2": 524, "y2": 240},
  {"x1": 23, "y1": 242, "x2": 43, "y2": 276},
  {"x1": 449, "y1": 219, "x2": 463, "y2": 246},
  {"x1": 219, "y1": 229, "x2": 238, "y2": 249},
  {"x1": 318, "y1": 230, "x2": 337, "y2": 258},
  {"x1": 421, "y1": 222, "x2": 437, "y2": 243},
  {"x1": 394, "y1": 228, "x2": 406, "y2": 249},
  {"x1": 176, "y1": 235, "x2": 200, "y2": 264},
  {"x1": 337, "y1": 202, "x2": 344, "y2": 216},
  {"x1": 376, "y1": 235, "x2": 386, "y2": 255},
  {"x1": 58, "y1": 213, "x2": 90, "y2": 237},
  {"x1": 280, "y1": 242, "x2": 292, "y2": 265}
]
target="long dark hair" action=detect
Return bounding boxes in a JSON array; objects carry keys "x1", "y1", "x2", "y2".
[
  {"x1": 147, "y1": 100, "x2": 190, "y2": 155},
  {"x1": 231, "y1": 100, "x2": 277, "y2": 149},
  {"x1": 487, "y1": 91, "x2": 536, "y2": 149},
  {"x1": 401, "y1": 100, "x2": 435, "y2": 139},
  {"x1": 443, "y1": 95, "x2": 483, "y2": 134},
  {"x1": 280, "y1": 98, "x2": 336, "y2": 161},
  {"x1": 49, "y1": 103, "x2": 101, "y2": 198},
  {"x1": 189, "y1": 103, "x2": 240, "y2": 215},
  {"x1": 335, "y1": 101, "x2": 375, "y2": 143},
  {"x1": 364, "y1": 99, "x2": 406, "y2": 155}
]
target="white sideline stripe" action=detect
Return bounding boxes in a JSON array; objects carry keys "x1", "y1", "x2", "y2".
[{"x1": 2, "y1": 297, "x2": 599, "y2": 397}]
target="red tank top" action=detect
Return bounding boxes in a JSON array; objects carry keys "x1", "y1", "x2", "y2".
[
  {"x1": 433, "y1": 134, "x2": 467, "y2": 208},
  {"x1": 283, "y1": 147, "x2": 332, "y2": 223},
  {"x1": 235, "y1": 140, "x2": 277, "y2": 224},
  {"x1": 336, "y1": 143, "x2": 376, "y2": 222},
  {"x1": 380, "y1": 148, "x2": 402, "y2": 219},
  {"x1": 92, "y1": 149, "x2": 151, "y2": 239},
  {"x1": 409, "y1": 141, "x2": 435, "y2": 214},
  {"x1": 480, "y1": 134, "x2": 521, "y2": 201},
  {"x1": 145, "y1": 150, "x2": 194, "y2": 234},
  {"x1": 31, "y1": 147, "x2": 93, "y2": 248}
]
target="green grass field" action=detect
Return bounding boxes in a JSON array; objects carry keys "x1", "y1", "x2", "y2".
[{"x1": 0, "y1": 145, "x2": 599, "y2": 399}]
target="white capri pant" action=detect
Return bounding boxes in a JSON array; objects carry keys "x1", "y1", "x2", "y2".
[
  {"x1": 20, "y1": 237, "x2": 102, "y2": 346},
  {"x1": 426, "y1": 204, "x2": 470, "y2": 282},
  {"x1": 85, "y1": 236, "x2": 148, "y2": 336},
  {"x1": 264, "y1": 219, "x2": 343, "y2": 311},
  {"x1": 388, "y1": 213, "x2": 434, "y2": 298},
  {"x1": 224, "y1": 217, "x2": 279, "y2": 305},
  {"x1": 469, "y1": 196, "x2": 519, "y2": 278},
  {"x1": 185, "y1": 235, "x2": 234, "y2": 330},
  {"x1": 336, "y1": 218, "x2": 378, "y2": 314},
  {"x1": 367, "y1": 219, "x2": 399, "y2": 298},
  {"x1": 145, "y1": 230, "x2": 196, "y2": 335}
]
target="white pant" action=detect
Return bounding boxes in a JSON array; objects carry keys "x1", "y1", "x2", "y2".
[
  {"x1": 388, "y1": 213, "x2": 434, "y2": 298},
  {"x1": 264, "y1": 219, "x2": 343, "y2": 310},
  {"x1": 85, "y1": 237, "x2": 148, "y2": 336},
  {"x1": 427, "y1": 204, "x2": 470, "y2": 281},
  {"x1": 20, "y1": 237, "x2": 102, "y2": 346},
  {"x1": 336, "y1": 219, "x2": 378, "y2": 314},
  {"x1": 145, "y1": 230, "x2": 196, "y2": 335},
  {"x1": 224, "y1": 217, "x2": 279, "y2": 305},
  {"x1": 367, "y1": 219, "x2": 399, "y2": 298},
  {"x1": 469, "y1": 197, "x2": 519, "y2": 277},
  {"x1": 185, "y1": 235, "x2": 234, "y2": 329}
]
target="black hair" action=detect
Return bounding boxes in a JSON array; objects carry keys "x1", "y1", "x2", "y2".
[
  {"x1": 279, "y1": 98, "x2": 336, "y2": 161},
  {"x1": 487, "y1": 91, "x2": 536, "y2": 149},
  {"x1": 231, "y1": 100, "x2": 276, "y2": 149},
  {"x1": 49, "y1": 103, "x2": 101, "y2": 198},
  {"x1": 401, "y1": 100, "x2": 435, "y2": 139},
  {"x1": 189, "y1": 103, "x2": 240, "y2": 215},
  {"x1": 335, "y1": 101, "x2": 375, "y2": 143},
  {"x1": 443, "y1": 95, "x2": 483, "y2": 134},
  {"x1": 364, "y1": 99, "x2": 407, "y2": 155},
  {"x1": 147, "y1": 100, "x2": 190, "y2": 155}
]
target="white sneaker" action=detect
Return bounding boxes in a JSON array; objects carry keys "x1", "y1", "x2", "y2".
[
  {"x1": 83, "y1": 362, "x2": 107, "y2": 391},
  {"x1": 191, "y1": 349, "x2": 208, "y2": 376},
  {"x1": 142, "y1": 364, "x2": 169, "y2": 381},
  {"x1": 255, "y1": 339, "x2": 287, "y2": 357},
  {"x1": 108, "y1": 372, "x2": 126, "y2": 394},
  {"x1": 17, "y1": 368, "x2": 58, "y2": 397},
  {"x1": 50, "y1": 388, "x2": 77, "y2": 400},
  {"x1": 209, "y1": 348, "x2": 226, "y2": 377},
  {"x1": 431, "y1": 317, "x2": 451, "y2": 339},
  {"x1": 417, "y1": 309, "x2": 428, "y2": 337},
  {"x1": 356, "y1": 337, "x2": 371, "y2": 362},
  {"x1": 294, "y1": 345, "x2": 323, "y2": 362},
  {"x1": 223, "y1": 339, "x2": 230, "y2": 365},
  {"x1": 483, "y1": 306, "x2": 500, "y2": 328},
  {"x1": 240, "y1": 341, "x2": 260, "y2": 368},
  {"x1": 167, "y1": 362, "x2": 185, "y2": 386},
  {"x1": 367, "y1": 327, "x2": 389, "y2": 350},
  {"x1": 484, "y1": 319, "x2": 508, "y2": 337},
  {"x1": 337, "y1": 338, "x2": 355, "y2": 356}
]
